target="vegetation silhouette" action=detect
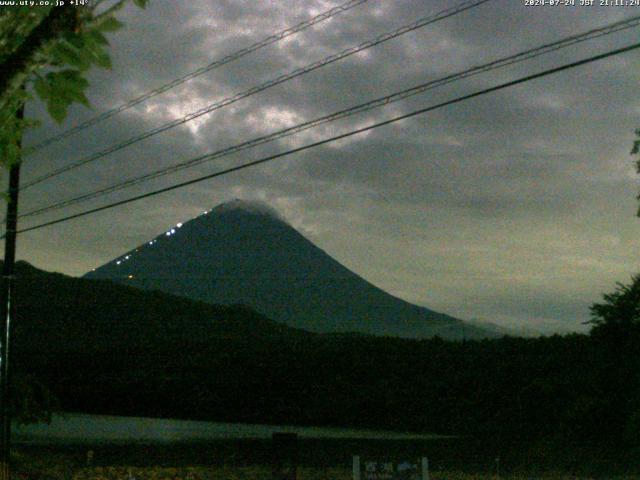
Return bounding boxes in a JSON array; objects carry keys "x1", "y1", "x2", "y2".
[{"x1": 4, "y1": 261, "x2": 640, "y2": 473}]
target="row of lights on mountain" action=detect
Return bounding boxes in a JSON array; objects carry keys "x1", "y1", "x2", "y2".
[
  {"x1": 165, "y1": 222, "x2": 183, "y2": 237},
  {"x1": 112, "y1": 208, "x2": 212, "y2": 269},
  {"x1": 114, "y1": 220, "x2": 187, "y2": 267}
]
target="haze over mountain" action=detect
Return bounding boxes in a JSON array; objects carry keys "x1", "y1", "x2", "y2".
[{"x1": 85, "y1": 200, "x2": 494, "y2": 340}]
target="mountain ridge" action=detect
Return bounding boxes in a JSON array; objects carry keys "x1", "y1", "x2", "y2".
[{"x1": 85, "y1": 200, "x2": 495, "y2": 340}]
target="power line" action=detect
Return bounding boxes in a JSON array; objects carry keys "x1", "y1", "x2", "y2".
[
  {"x1": 25, "y1": 0, "x2": 373, "y2": 153},
  {"x1": 21, "y1": 0, "x2": 492, "y2": 190},
  {"x1": 12, "y1": 40, "x2": 640, "y2": 237},
  {"x1": 19, "y1": 13, "x2": 640, "y2": 219}
]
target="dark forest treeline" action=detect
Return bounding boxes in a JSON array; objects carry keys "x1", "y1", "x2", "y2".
[{"x1": 5, "y1": 261, "x2": 640, "y2": 459}]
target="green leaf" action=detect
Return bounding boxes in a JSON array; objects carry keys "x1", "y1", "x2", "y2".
[
  {"x1": 133, "y1": 0, "x2": 149, "y2": 8},
  {"x1": 48, "y1": 96, "x2": 68, "y2": 123},
  {"x1": 34, "y1": 70, "x2": 91, "y2": 122},
  {"x1": 50, "y1": 41, "x2": 90, "y2": 71},
  {"x1": 84, "y1": 42, "x2": 112, "y2": 69},
  {"x1": 59, "y1": 73, "x2": 89, "y2": 97},
  {"x1": 95, "y1": 16, "x2": 124, "y2": 33},
  {"x1": 33, "y1": 76, "x2": 51, "y2": 102},
  {"x1": 63, "y1": 31, "x2": 85, "y2": 48},
  {"x1": 85, "y1": 30, "x2": 109, "y2": 47},
  {"x1": 51, "y1": 70, "x2": 90, "y2": 103}
]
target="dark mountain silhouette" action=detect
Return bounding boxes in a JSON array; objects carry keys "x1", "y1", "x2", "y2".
[
  {"x1": 7, "y1": 259, "x2": 307, "y2": 355},
  {"x1": 84, "y1": 199, "x2": 494, "y2": 340},
  {"x1": 4, "y1": 261, "x2": 634, "y2": 469}
]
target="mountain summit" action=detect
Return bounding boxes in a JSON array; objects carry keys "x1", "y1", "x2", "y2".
[
  {"x1": 84, "y1": 200, "x2": 492, "y2": 339},
  {"x1": 210, "y1": 198, "x2": 284, "y2": 220}
]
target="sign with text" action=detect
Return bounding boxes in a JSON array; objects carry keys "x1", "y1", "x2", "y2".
[{"x1": 353, "y1": 457, "x2": 428, "y2": 480}]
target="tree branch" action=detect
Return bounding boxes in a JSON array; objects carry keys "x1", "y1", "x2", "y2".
[{"x1": 0, "y1": 7, "x2": 79, "y2": 99}]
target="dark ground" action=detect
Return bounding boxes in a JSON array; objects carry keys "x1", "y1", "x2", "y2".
[{"x1": 13, "y1": 437, "x2": 640, "y2": 478}]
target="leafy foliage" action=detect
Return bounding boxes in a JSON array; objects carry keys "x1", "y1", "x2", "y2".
[
  {"x1": 3, "y1": 260, "x2": 639, "y2": 472},
  {"x1": 589, "y1": 274, "x2": 640, "y2": 444},
  {"x1": 0, "y1": 1, "x2": 148, "y2": 168},
  {"x1": 0, "y1": 0, "x2": 149, "y2": 421},
  {"x1": 0, "y1": 87, "x2": 34, "y2": 169},
  {"x1": 5, "y1": 261, "x2": 640, "y2": 458},
  {"x1": 34, "y1": 70, "x2": 90, "y2": 122},
  {"x1": 590, "y1": 273, "x2": 640, "y2": 330}
]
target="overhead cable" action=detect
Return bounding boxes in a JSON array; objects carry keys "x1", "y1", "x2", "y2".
[
  {"x1": 21, "y1": 0, "x2": 492, "y2": 190},
  {"x1": 20, "y1": 13, "x2": 640, "y2": 219},
  {"x1": 12, "y1": 40, "x2": 640, "y2": 237},
  {"x1": 26, "y1": 0, "x2": 374, "y2": 153}
]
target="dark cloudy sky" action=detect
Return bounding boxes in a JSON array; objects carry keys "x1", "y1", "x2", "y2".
[{"x1": 14, "y1": 0, "x2": 640, "y2": 334}]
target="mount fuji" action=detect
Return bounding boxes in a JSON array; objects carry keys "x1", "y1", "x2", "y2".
[{"x1": 84, "y1": 200, "x2": 494, "y2": 340}]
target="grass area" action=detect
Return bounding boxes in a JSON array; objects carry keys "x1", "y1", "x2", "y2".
[
  {"x1": 10, "y1": 440, "x2": 640, "y2": 479},
  {"x1": 12, "y1": 465, "x2": 640, "y2": 480}
]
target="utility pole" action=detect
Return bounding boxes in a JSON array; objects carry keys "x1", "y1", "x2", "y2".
[{"x1": 0, "y1": 104, "x2": 24, "y2": 480}]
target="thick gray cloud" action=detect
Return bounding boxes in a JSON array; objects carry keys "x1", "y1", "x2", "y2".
[{"x1": 11, "y1": 0, "x2": 640, "y2": 333}]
